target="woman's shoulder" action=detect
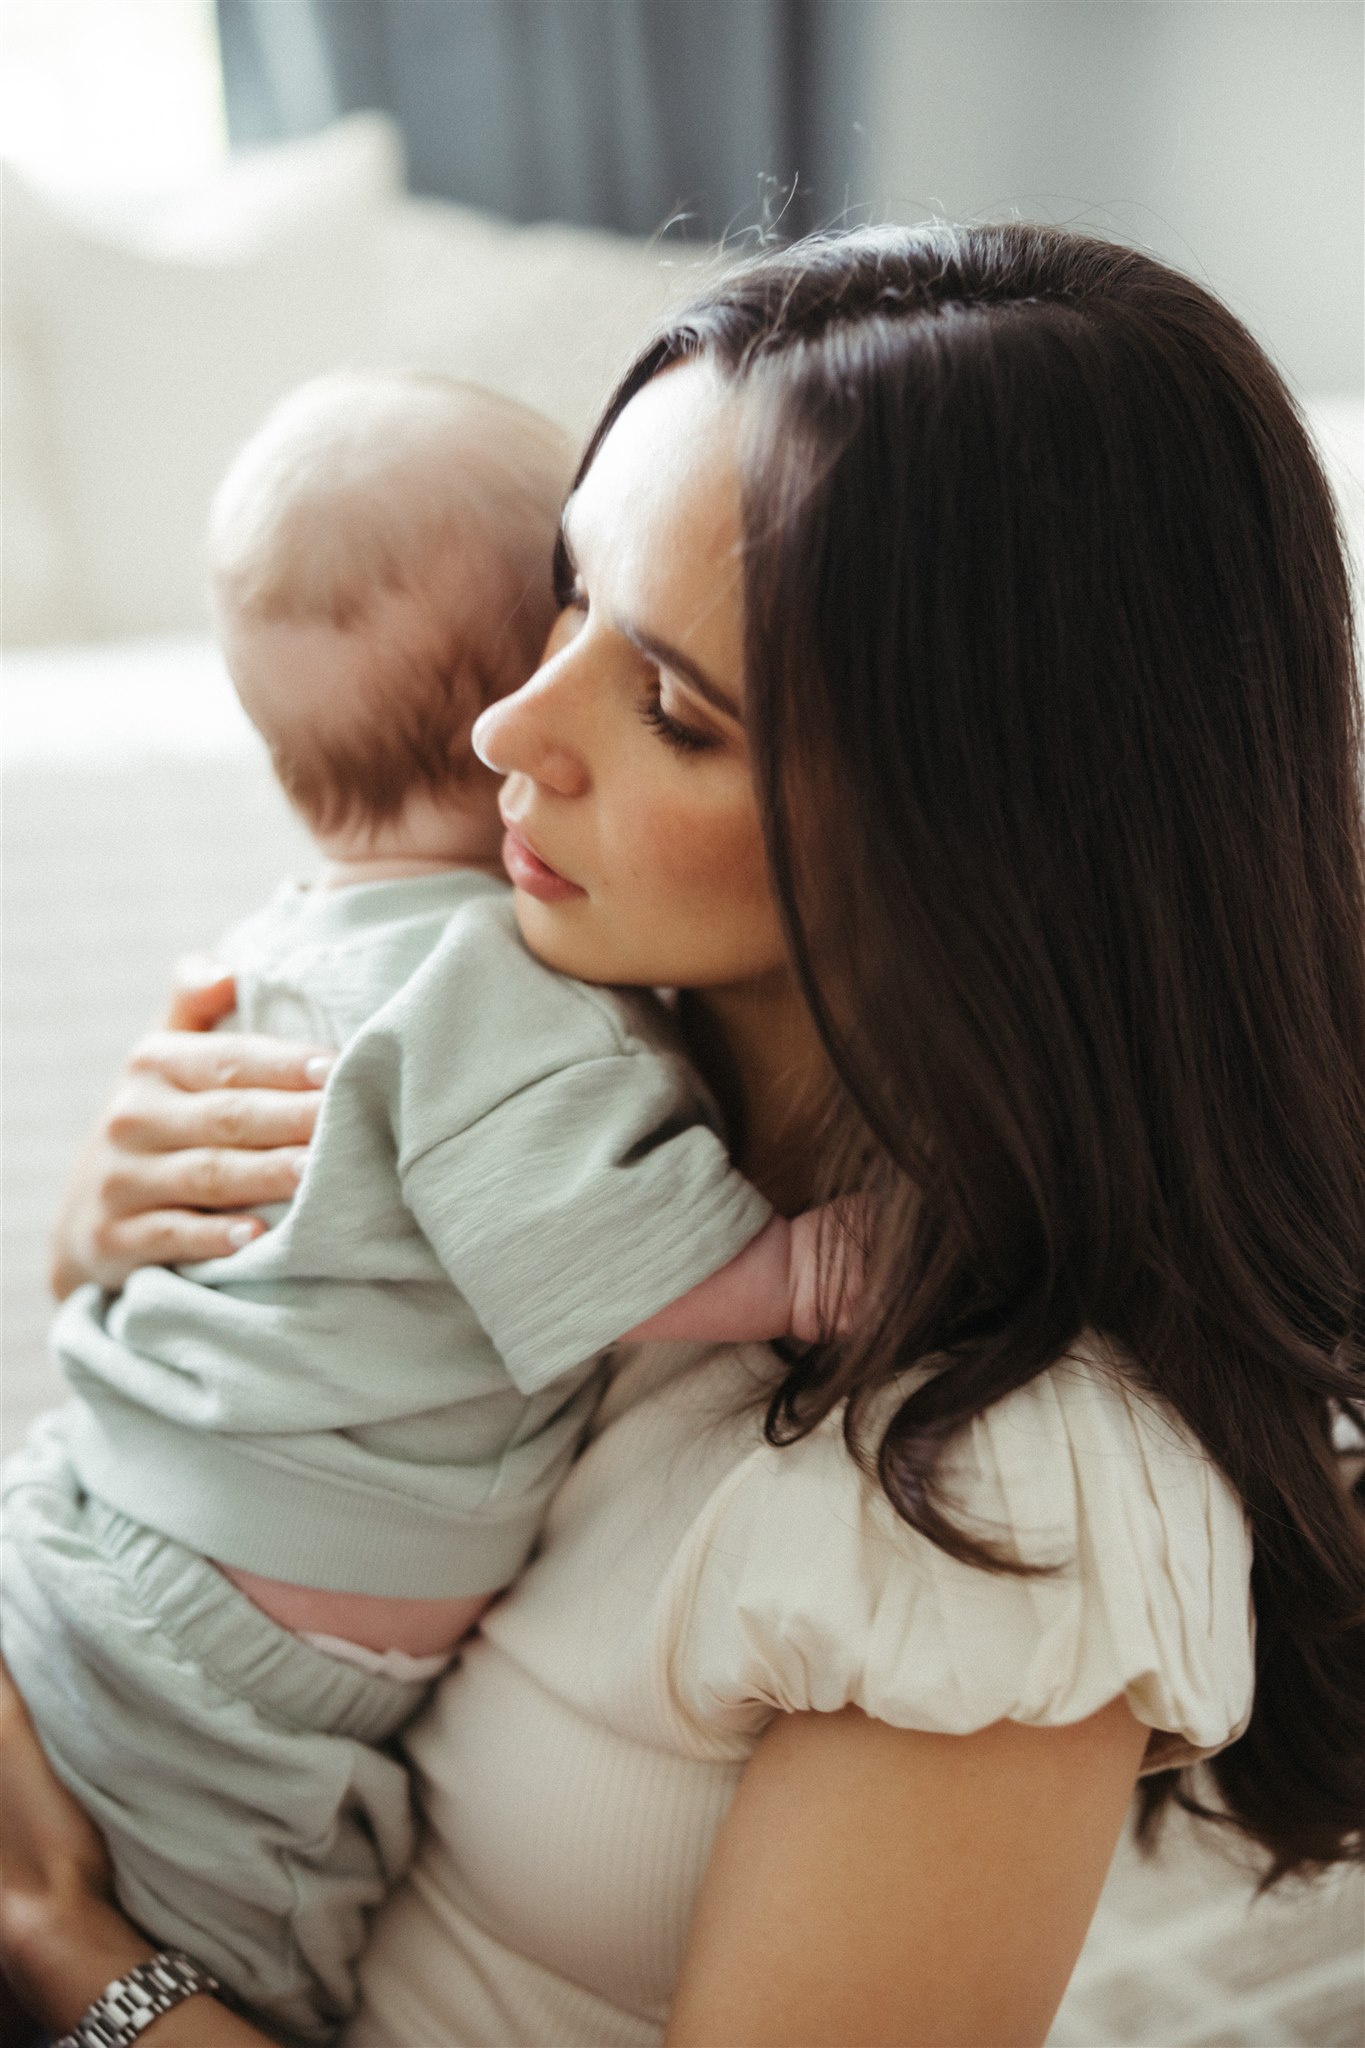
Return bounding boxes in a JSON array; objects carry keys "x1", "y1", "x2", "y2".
[{"x1": 662, "y1": 1338, "x2": 1256, "y2": 1770}]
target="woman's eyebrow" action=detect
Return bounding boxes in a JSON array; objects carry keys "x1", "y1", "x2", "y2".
[
  {"x1": 624, "y1": 628, "x2": 742, "y2": 722},
  {"x1": 560, "y1": 509, "x2": 741, "y2": 722}
]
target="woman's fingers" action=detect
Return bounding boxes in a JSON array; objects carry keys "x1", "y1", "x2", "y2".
[
  {"x1": 91, "y1": 1206, "x2": 278, "y2": 1270},
  {"x1": 100, "y1": 1140, "x2": 307, "y2": 1215},
  {"x1": 128, "y1": 1031, "x2": 334, "y2": 1096},
  {"x1": 74, "y1": 1098, "x2": 314, "y2": 1283},
  {"x1": 50, "y1": 1058, "x2": 329, "y2": 1296},
  {"x1": 107, "y1": 1075, "x2": 324, "y2": 1155},
  {"x1": 49, "y1": 1026, "x2": 335, "y2": 1296},
  {"x1": 55, "y1": 1154, "x2": 291, "y2": 1293}
]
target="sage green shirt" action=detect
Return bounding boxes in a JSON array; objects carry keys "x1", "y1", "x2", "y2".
[{"x1": 57, "y1": 871, "x2": 770, "y2": 1596}]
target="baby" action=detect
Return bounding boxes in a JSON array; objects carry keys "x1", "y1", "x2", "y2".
[{"x1": 1, "y1": 373, "x2": 844, "y2": 2041}]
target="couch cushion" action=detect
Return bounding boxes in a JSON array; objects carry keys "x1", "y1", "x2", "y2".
[
  {"x1": 3, "y1": 115, "x2": 401, "y2": 642},
  {"x1": 376, "y1": 196, "x2": 717, "y2": 440}
]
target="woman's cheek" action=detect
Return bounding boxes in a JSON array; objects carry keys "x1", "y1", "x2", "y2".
[
  {"x1": 639, "y1": 772, "x2": 759, "y2": 893},
  {"x1": 628, "y1": 776, "x2": 783, "y2": 968}
]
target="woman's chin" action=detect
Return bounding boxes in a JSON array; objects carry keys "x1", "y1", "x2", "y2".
[
  {"x1": 514, "y1": 893, "x2": 670, "y2": 991},
  {"x1": 511, "y1": 890, "x2": 605, "y2": 982}
]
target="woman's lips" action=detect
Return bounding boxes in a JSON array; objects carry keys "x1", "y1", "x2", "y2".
[{"x1": 500, "y1": 824, "x2": 586, "y2": 902}]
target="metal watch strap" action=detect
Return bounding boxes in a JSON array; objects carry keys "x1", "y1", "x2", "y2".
[{"x1": 53, "y1": 1949, "x2": 222, "y2": 2048}]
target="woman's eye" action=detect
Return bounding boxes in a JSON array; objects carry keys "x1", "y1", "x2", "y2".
[{"x1": 638, "y1": 685, "x2": 719, "y2": 756}]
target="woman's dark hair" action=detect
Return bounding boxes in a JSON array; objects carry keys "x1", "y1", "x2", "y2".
[{"x1": 575, "y1": 223, "x2": 1365, "y2": 1882}]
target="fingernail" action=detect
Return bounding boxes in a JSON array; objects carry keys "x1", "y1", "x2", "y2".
[
  {"x1": 304, "y1": 1055, "x2": 334, "y2": 1085},
  {"x1": 226, "y1": 1221, "x2": 259, "y2": 1248},
  {"x1": 290, "y1": 1152, "x2": 308, "y2": 1181}
]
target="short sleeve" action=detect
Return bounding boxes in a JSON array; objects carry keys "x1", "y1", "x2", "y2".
[
  {"x1": 384, "y1": 894, "x2": 772, "y2": 1395},
  {"x1": 667, "y1": 1352, "x2": 1255, "y2": 1771},
  {"x1": 402, "y1": 1056, "x2": 771, "y2": 1394}
]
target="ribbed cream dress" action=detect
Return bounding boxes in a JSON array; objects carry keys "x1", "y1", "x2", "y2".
[{"x1": 346, "y1": 1339, "x2": 1255, "y2": 2048}]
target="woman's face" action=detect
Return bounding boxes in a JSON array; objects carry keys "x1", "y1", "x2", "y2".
[{"x1": 472, "y1": 362, "x2": 787, "y2": 991}]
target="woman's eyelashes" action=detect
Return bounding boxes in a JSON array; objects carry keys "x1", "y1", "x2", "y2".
[
  {"x1": 638, "y1": 683, "x2": 720, "y2": 755},
  {"x1": 552, "y1": 563, "x2": 719, "y2": 758}
]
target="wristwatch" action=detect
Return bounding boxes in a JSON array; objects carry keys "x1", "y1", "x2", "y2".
[{"x1": 53, "y1": 1950, "x2": 222, "y2": 2048}]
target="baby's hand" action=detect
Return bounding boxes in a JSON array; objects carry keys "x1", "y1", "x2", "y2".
[{"x1": 621, "y1": 1200, "x2": 873, "y2": 1350}]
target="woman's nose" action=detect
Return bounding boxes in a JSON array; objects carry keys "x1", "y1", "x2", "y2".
[{"x1": 471, "y1": 680, "x2": 589, "y2": 799}]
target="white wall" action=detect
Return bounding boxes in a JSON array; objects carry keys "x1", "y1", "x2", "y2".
[{"x1": 865, "y1": 1, "x2": 1364, "y2": 398}]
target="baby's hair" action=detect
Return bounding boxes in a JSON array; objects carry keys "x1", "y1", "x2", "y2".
[{"x1": 209, "y1": 371, "x2": 573, "y2": 832}]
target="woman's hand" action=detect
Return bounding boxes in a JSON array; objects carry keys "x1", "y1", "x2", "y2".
[{"x1": 50, "y1": 964, "x2": 334, "y2": 1298}]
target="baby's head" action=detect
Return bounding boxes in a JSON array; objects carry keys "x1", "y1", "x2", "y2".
[{"x1": 208, "y1": 372, "x2": 574, "y2": 861}]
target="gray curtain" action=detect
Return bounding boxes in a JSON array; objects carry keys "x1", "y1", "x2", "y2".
[{"x1": 215, "y1": 0, "x2": 869, "y2": 241}]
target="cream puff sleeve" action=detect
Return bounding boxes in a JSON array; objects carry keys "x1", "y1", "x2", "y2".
[{"x1": 666, "y1": 1349, "x2": 1255, "y2": 1771}]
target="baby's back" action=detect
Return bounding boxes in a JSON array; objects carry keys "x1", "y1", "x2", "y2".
[{"x1": 51, "y1": 868, "x2": 658, "y2": 1600}]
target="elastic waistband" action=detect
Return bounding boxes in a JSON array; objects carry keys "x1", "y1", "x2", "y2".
[{"x1": 4, "y1": 1415, "x2": 431, "y2": 1746}]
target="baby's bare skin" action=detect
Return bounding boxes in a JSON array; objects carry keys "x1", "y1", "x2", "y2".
[{"x1": 216, "y1": 1565, "x2": 489, "y2": 1657}]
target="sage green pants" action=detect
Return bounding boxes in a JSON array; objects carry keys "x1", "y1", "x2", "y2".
[{"x1": 1, "y1": 1413, "x2": 429, "y2": 2044}]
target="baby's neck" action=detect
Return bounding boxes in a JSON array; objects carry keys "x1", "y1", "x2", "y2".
[
  {"x1": 317, "y1": 851, "x2": 503, "y2": 889},
  {"x1": 311, "y1": 788, "x2": 505, "y2": 891}
]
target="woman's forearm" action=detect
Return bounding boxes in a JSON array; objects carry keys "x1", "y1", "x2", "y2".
[
  {"x1": 0, "y1": 1661, "x2": 269, "y2": 2046},
  {"x1": 4, "y1": 1895, "x2": 154, "y2": 2036},
  {"x1": 5, "y1": 1897, "x2": 267, "y2": 2045}
]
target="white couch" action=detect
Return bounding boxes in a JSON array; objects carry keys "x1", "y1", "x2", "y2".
[
  {"x1": 5, "y1": 114, "x2": 1360, "y2": 651},
  {"x1": 3, "y1": 114, "x2": 722, "y2": 646},
  {"x1": 2, "y1": 118, "x2": 1361, "y2": 2048}
]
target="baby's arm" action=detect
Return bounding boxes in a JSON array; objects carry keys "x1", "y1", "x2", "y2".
[{"x1": 623, "y1": 1203, "x2": 865, "y2": 1347}]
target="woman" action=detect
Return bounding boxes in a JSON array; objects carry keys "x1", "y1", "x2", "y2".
[{"x1": 3, "y1": 224, "x2": 1362, "y2": 2048}]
